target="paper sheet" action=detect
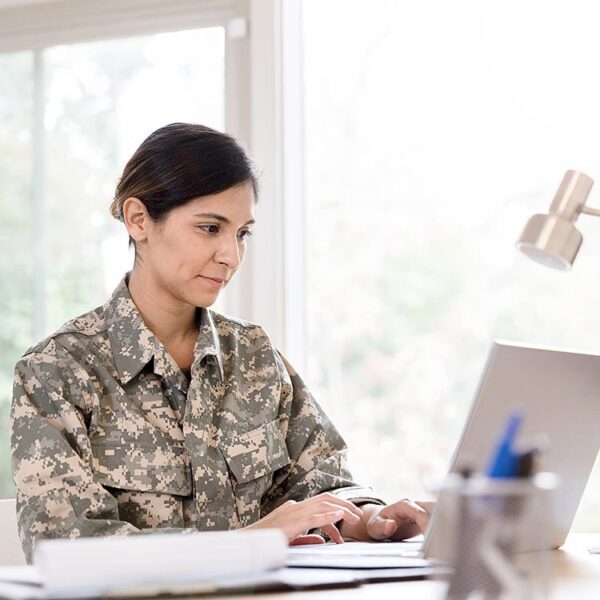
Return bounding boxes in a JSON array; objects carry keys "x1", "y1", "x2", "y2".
[
  {"x1": 0, "y1": 567, "x2": 42, "y2": 586},
  {"x1": 287, "y1": 541, "x2": 433, "y2": 569}
]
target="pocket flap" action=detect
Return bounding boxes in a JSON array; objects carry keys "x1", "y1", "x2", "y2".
[
  {"x1": 91, "y1": 442, "x2": 192, "y2": 496},
  {"x1": 220, "y1": 419, "x2": 290, "y2": 484}
]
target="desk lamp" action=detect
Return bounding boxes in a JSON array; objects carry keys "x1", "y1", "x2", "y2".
[{"x1": 516, "y1": 170, "x2": 600, "y2": 269}]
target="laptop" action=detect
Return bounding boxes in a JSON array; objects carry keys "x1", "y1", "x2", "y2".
[
  {"x1": 288, "y1": 341, "x2": 600, "y2": 565},
  {"x1": 423, "y1": 341, "x2": 600, "y2": 558}
]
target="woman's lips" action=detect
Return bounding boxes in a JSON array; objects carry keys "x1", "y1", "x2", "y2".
[{"x1": 199, "y1": 275, "x2": 225, "y2": 288}]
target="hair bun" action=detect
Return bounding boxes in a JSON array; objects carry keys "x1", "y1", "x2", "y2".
[{"x1": 109, "y1": 197, "x2": 123, "y2": 221}]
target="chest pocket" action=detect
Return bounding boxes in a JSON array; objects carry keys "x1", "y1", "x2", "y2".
[
  {"x1": 220, "y1": 420, "x2": 290, "y2": 526},
  {"x1": 91, "y1": 441, "x2": 192, "y2": 497},
  {"x1": 220, "y1": 419, "x2": 290, "y2": 484},
  {"x1": 220, "y1": 419, "x2": 290, "y2": 525}
]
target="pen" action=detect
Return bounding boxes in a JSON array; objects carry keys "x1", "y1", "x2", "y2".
[{"x1": 486, "y1": 411, "x2": 523, "y2": 478}]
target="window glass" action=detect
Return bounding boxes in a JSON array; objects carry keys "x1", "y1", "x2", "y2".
[
  {"x1": 0, "y1": 51, "x2": 34, "y2": 496},
  {"x1": 304, "y1": 0, "x2": 600, "y2": 531},
  {"x1": 0, "y1": 27, "x2": 225, "y2": 496}
]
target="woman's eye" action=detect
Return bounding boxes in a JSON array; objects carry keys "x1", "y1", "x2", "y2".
[
  {"x1": 238, "y1": 229, "x2": 253, "y2": 240},
  {"x1": 199, "y1": 224, "x2": 220, "y2": 234}
]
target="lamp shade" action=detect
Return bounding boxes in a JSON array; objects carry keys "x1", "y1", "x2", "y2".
[
  {"x1": 516, "y1": 170, "x2": 592, "y2": 270},
  {"x1": 516, "y1": 213, "x2": 582, "y2": 270}
]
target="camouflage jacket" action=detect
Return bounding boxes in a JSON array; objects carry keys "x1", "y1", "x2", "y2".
[{"x1": 11, "y1": 276, "x2": 382, "y2": 562}]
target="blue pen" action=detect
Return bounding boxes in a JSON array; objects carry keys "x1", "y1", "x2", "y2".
[{"x1": 486, "y1": 411, "x2": 523, "y2": 478}]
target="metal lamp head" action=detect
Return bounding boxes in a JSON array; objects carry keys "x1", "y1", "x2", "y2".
[
  {"x1": 516, "y1": 213, "x2": 582, "y2": 270},
  {"x1": 516, "y1": 170, "x2": 593, "y2": 270}
]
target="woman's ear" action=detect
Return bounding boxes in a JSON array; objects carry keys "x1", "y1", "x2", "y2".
[{"x1": 122, "y1": 197, "x2": 150, "y2": 244}]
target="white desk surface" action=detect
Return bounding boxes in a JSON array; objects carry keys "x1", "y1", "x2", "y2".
[{"x1": 225, "y1": 533, "x2": 600, "y2": 599}]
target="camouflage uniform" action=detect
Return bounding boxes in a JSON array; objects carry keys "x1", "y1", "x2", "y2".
[{"x1": 11, "y1": 275, "x2": 383, "y2": 562}]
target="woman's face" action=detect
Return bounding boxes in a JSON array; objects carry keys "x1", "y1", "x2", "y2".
[{"x1": 140, "y1": 181, "x2": 256, "y2": 308}]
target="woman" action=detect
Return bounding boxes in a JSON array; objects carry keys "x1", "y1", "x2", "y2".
[{"x1": 11, "y1": 123, "x2": 430, "y2": 563}]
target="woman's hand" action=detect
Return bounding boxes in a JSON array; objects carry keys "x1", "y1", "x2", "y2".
[
  {"x1": 244, "y1": 492, "x2": 363, "y2": 544},
  {"x1": 340, "y1": 499, "x2": 433, "y2": 541},
  {"x1": 366, "y1": 499, "x2": 432, "y2": 540}
]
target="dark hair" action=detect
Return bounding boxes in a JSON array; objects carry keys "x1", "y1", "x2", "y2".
[{"x1": 110, "y1": 123, "x2": 258, "y2": 238}]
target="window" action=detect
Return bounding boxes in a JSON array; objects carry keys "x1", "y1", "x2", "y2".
[
  {"x1": 304, "y1": 0, "x2": 600, "y2": 531},
  {"x1": 0, "y1": 26, "x2": 226, "y2": 496}
]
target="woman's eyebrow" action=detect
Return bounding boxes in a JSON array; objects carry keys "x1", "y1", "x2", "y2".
[{"x1": 192, "y1": 212, "x2": 255, "y2": 226}]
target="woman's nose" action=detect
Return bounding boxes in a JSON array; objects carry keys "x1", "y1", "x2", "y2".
[{"x1": 215, "y1": 236, "x2": 242, "y2": 269}]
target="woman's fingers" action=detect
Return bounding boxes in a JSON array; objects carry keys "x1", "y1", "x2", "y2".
[
  {"x1": 286, "y1": 498, "x2": 362, "y2": 542},
  {"x1": 367, "y1": 515, "x2": 399, "y2": 540},
  {"x1": 320, "y1": 523, "x2": 344, "y2": 544},
  {"x1": 289, "y1": 534, "x2": 327, "y2": 546},
  {"x1": 387, "y1": 498, "x2": 430, "y2": 532},
  {"x1": 302, "y1": 493, "x2": 363, "y2": 519},
  {"x1": 245, "y1": 493, "x2": 364, "y2": 543},
  {"x1": 307, "y1": 509, "x2": 345, "y2": 529},
  {"x1": 302, "y1": 501, "x2": 361, "y2": 524},
  {"x1": 415, "y1": 500, "x2": 435, "y2": 514},
  {"x1": 277, "y1": 494, "x2": 362, "y2": 523},
  {"x1": 366, "y1": 499, "x2": 430, "y2": 540}
]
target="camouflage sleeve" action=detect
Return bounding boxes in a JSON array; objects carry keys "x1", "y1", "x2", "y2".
[
  {"x1": 10, "y1": 351, "x2": 188, "y2": 563},
  {"x1": 260, "y1": 351, "x2": 386, "y2": 515}
]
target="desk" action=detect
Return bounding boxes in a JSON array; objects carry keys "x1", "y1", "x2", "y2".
[{"x1": 227, "y1": 534, "x2": 600, "y2": 599}]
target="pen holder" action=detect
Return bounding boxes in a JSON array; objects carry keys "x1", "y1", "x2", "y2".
[{"x1": 432, "y1": 472, "x2": 558, "y2": 600}]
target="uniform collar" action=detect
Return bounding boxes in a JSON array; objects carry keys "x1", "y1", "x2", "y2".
[
  {"x1": 194, "y1": 306, "x2": 225, "y2": 381},
  {"x1": 104, "y1": 275, "x2": 224, "y2": 389}
]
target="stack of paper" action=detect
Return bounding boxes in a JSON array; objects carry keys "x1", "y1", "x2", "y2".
[
  {"x1": 285, "y1": 541, "x2": 449, "y2": 583},
  {"x1": 287, "y1": 541, "x2": 429, "y2": 569},
  {"x1": 0, "y1": 530, "x2": 286, "y2": 599}
]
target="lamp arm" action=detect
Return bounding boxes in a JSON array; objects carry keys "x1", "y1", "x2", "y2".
[{"x1": 579, "y1": 205, "x2": 600, "y2": 218}]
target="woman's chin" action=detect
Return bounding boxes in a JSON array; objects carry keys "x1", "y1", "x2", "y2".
[{"x1": 187, "y1": 291, "x2": 220, "y2": 309}]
